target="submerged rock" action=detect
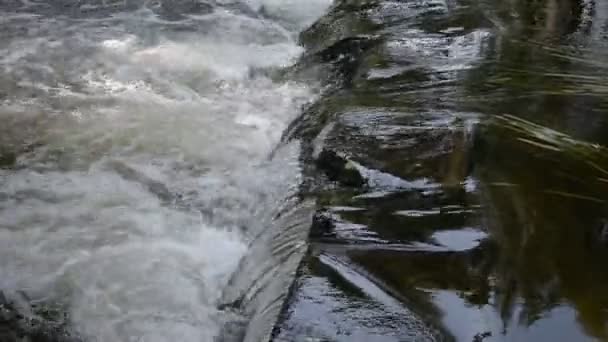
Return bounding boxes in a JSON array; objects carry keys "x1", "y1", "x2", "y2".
[
  {"x1": 157, "y1": 0, "x2": 214, "y2": 21},
  {"x1": 108, "y1": 160, "x2": 174, "y2": 204},
  {"x1": 0, "y1": 291, "x2": 80, "y2": 342},
  {"x1": 315, "y1": 149, "x2": 366, "y2": 187},
  {"x1": 310, "y1": 209, "x2": 337, "y2": 239},
  {"x1": 0, "y1": 150, "x2": 16, "y2": 169}
]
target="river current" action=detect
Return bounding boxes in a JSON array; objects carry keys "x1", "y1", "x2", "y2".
[{"x1": 0, "y1": 1, "x2": 331, "y2": 341}]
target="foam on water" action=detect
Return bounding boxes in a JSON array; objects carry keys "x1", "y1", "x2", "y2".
[{"x1": 0, "y1": 0, "x2": 332, "y2": 341}]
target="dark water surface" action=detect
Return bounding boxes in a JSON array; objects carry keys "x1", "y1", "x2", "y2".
[
  {"x1": 1, "y1": 0, "x2": 608, "y2": 341},
  {"x1": 276, "y1": 0, "x2": 608, "y2": 341}
]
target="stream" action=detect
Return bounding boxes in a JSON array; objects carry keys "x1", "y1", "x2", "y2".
[{"x1": 2, "y1": 0, "x2": 608, "y2": 341}]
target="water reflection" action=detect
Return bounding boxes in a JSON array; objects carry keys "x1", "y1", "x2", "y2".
[
  {"x1": 470, "y1": 1, "x2": 608, "y2": 336},
  {"x1": 470, "y1": 104, "x2": 608, "y2": 340},
  {"x1": 280, "y1": 0, "x2": 608, "y2": 340}
]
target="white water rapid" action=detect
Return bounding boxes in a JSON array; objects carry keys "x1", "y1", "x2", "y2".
[{"x1": 0, "y1": 1, "x2": 331, "y2": 341}]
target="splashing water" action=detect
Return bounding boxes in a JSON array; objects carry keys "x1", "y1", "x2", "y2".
[{"x1": 0, "y1": 0, "x2": 331, "y2": 341}]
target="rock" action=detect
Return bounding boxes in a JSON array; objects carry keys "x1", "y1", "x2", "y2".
[
  {"x1": 0, "y1": 291, "x2": 8, "y2": 306},
  {"x1": 310, "y1": 210, "x2": 337, "y2": 239},
  {"x1": 108, "y1": 160, "x2": 174, "y2": 204},
  {"x1": 218, "y1": 318, "x2": 248, "y2": 342},
  {"x1": 0, "y1": 150, "x2": 17, "y2": 168},
  {"x1": 217, "y1": 296, "x2": 244, "y2": 312},
  {"x1": 0, "y1": 306, "x2": 17, "y2": 324},
  {"x1": 473, "y1": 331, "x2": 492, "y2": 342},
  {"x1": 158, "y1": 0, "x2": 213, "y2": 20},
  {"x1": 315, "y1": 149, "x2": 365, "y2": 187},
  {"x1": 0, "y1": 295, "x2": 80, "y2": 342}
]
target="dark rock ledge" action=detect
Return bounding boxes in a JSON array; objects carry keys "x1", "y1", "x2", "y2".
[{"x1": 0, "y1": 291, "x2": 80, "y2": 342}]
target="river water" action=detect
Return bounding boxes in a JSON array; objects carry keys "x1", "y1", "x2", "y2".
[
  {"x1": 0, "y1": 1, "x2": 330, "y2": 341},
  {"x1": 2, "y1": 0, "x2": 608, "y2": 342}
]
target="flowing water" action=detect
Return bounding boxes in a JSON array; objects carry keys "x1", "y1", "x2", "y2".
[
  {"x1": 0, "y1": 1, "x2": 330, "y2": 341},
  {"x1": 3, "y1": 0, "x2": 608, "y2": 341}
]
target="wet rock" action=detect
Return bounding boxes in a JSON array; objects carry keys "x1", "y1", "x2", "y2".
[
  {"x1": 217, "y1": 296, "x2": 245, "y2": 312},
  {"x1": 315, "y1": 149, "x2": 365, "y2": 187},
  {"x1": 108, "y1": 160, "x2": 174, "y2": 204},
  {"x1": 310, "y1": 210, "x2": 337, "y2": 239},
  {"x1": 0, "y1": 305, "x2": 18, "y2": 324},
  {"x1": 158, "y1": 0, "x2": 214, "y2": 21},
  {"x1": 314, "y1": 36, "x2": 379, "y2": 64},
  {"x1": 590, "y1": 219, "x2": 608, "y2": 248},
  {"x1": 0, "y1": 292, "x2": 79, "y2": 342},
  {"x1": 0, "y1": 150, "x2": 17, "y2": 169},
  {"x1": 0, "y1": 291, "x2": 8, "y2": 306},
  {"x1": 473, "y1": 331, "x2": 492, "y2": 342},
  {"x1": 217, "y1": 318, "x2": 248, "y2": 342},
  {"x1": 298, "y1": 36, "x2": 380, "y2": 87}
]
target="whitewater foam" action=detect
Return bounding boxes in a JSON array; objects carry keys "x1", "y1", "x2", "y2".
[{"x1": 0, "y1": 0, "x2": 332, "y2": 341}]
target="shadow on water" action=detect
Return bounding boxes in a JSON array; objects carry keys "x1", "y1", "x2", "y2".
[{"x1": 276, "y1": 0, "x2": 608, "y2": 340}]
